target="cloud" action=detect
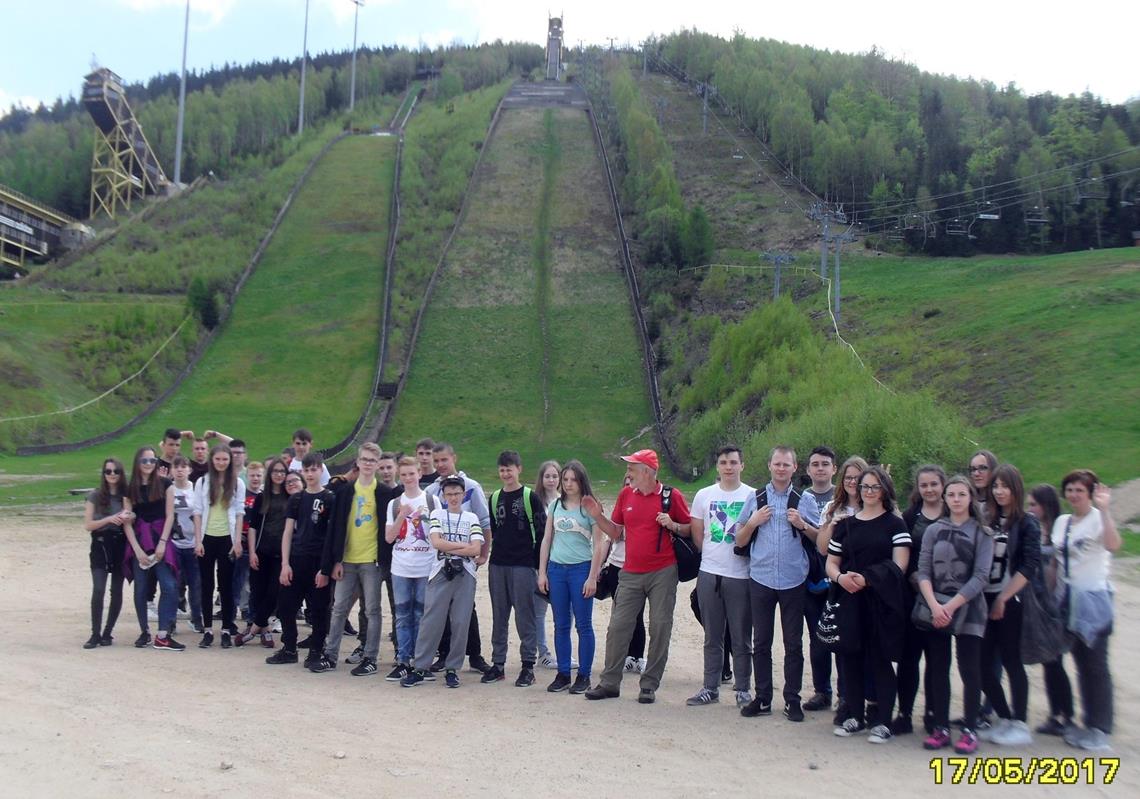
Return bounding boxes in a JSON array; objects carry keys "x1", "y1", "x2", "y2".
[
  {"x1": 0, "y1": 88, "x2": 43, "y2": 118},
  {"x1": 117, "y1": 0, "x2": 237, "y2": 28}
]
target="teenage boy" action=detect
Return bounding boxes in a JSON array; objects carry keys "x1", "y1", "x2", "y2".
[
  {"x1": 425, "y1": 442, "x2": 492, "y2": 673},
  {"x1": 189, "y1": 438, "x2": 210, "y2": 483},
  {"x1": 583, "y1": 449, "x2": 691, "y2": 705},
  {"x1": 734, "y1": 446, "x2": 821, "y2": 722},
  {"x1": 311, "y1": 443, "x2": 392, "y2": 676},
  {"x1": 170, "y1": 456, "x2": 204, "y2": 633},
  {"x1": 266, "y1": 453, "x2": 336, "y2": 667},
  {"x1": 231, "y1": 459, "x2": 262, "y2": 631},
  {"x1": 385, "y1": 456, "x2": 436, "y2": 681},
  {"x1": 158, "y1": 428, "x2": 194, "y2": 478},
  {"x1": 289, "y1": 428, "x2": 330, "y2": 486},
  {"x1": 686, "y1": 446, "x2": 755, "y2": 709},
  {"x1": 802, "y1": 445, "x2": 840, "y2": 712},
  {"x1": 416, "y1": 438, "x2": 439, "y2": 489},
  {"x1": 375, "y1": 451, "x2": 402, "y2": 657},
  {"x1": 401, "y1": 476, "x2": 484, "y2": 689},
  {"x1": 482, "y1": 450, "x2": 547, "y2": 687}
]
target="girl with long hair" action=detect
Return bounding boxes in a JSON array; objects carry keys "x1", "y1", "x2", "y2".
[
  {"x1": 237, "y1": 456, "x2": 289, "y2": 647},
  {"x1": 968, "y1": 450, "x2": 999, "y2": 510},
  {"x1": 83, "y1": 457, "x2": 131, "y2": 648},
  {"x1": 533, "y1": 459, "x2": 561, "y2": 669},
  {"x1": 192, "y1": 444, "x2": 246, "y2": 649},
  {"x1": 123, "y1": 446, "x2": 182, "y2": 650},
  {"x1": 537, "y1": 460, "x2": 606, "y2": 694}
]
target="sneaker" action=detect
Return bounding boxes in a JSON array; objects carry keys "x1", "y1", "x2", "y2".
[
  {"x1": 638, "y1": 688, "x2": 656, "y2": 704},
  {"x1": 99, "y1": 633, "x2": 114, "y2": 646},
  {"x1": 538, "y1": 653, "x2": 559, "y2": 670},
  {"x1": 429, "y1": 656, "x2": 447, "y2": 673},
  {"x1": 891, "y1": 714, "x2": 914, "y2": 735},
  {"x1": 1036, "y1": 716, "x2": 1072, "y2": 736},
  {"x1": 190, "y1": 622, "x2": 204, "y2": 634},
  {"x1": 924, "y1": 727, "x2": 952, "y2": 750},
  {"x1": 833, "y1": 718, "x2": 867, "y2": 737},
  {"x1": 686, "y1": 687, "x2": 720, "y2": 706},
  {"x1": 199, "y1": 631, "x2": 214, "y2": 648},
  {"x1": 233, "y1": 630, "x2": 254, "y2": 647},
  {"x1": 954, "y1": 729, "x2": 979, "y2": 754},
  {"x1": 623, "y1": 656, "x2": 638, "y2": 673},
  {"x1": 345, "y1": 645, "x2": 365, "y2": 666},
  {"x1": 867, "y1": 724, "x2": 893, "y2": 744},
  {"x1": 220, "y1": 632, "x2": 232, "y2": 649},
  {"x1": 784, "y1": 701, "x2": 805, "y2": 722},
  {"x1": 400, "y1": 669, "x2": 426, "y2": 688},
  {"x1": 636, "y1": 657, "x2": 647, "y2": 673},
  {"x1": 740, "y1": 699, "x2": 772, "y2": 718},
  {"x1": 978, "y1": 718, "x2": 1010, "y2": 743},
  {"x1": 721, "y1": 667, "x2": 733, "y2": 684},
  {"x1": 260, "y1": 633, "x2": 275, "y2": 648},
  {"x1": 515, "y1": 667, "x2": 536, "y2": 687},
  {"x1": 134, "y1": 632, "x2": 152, "y2": 648},
  {"x1": 297, "y1": 635, "x2": 312, "y2": 649},
  {"x1": 344, "y1": 620, "x2": 357, "y2": 637},
  {"x1": 584, "y1": 684, "x2": 620, "y2": 701},
  {"x1": 480, "y1": 665, "x2": 506, "y2": 684},
  {"x1": 266, "y1": 649, "x2": 298, "y2": 665},
  {"x1": 269, "y1": 617, "x2": 282, "y2": 634},
  {"x1": 1068, "y1": 727, "x2": 1111, "y2": 751},
  {"x1": 991, "y1": 719, "x2": 1033, "y2": 746},
  {"x1": 308, "y1": 653, "x2": 337, "y2": 673},
  {"x1": 386, "y1": 664, "x2": 411, "y2": 682},
  {"x1": 569, "y1": 674, "x2": 591, "y2": 695},
  {"x1": 351, "y1": 657, "x2": 378, "y2": 677},
  {"x1": 735, "y1": 690, "x2": 752, "y2": 709},
  {"x1": 420, "y1": 669, "x2": 437, "y2": 682},
  {"x1": 548, "y1": 673, "x2": 573, "y2": 692},
  {"x1": 803, "y1": 692, "x2": 832, "y2": 712},
  {"x1": 147, "y1": 602, "x2": 159, "y2": 622},
  {"x1": 469, "y1": 656, "x2": 491, "y2": 674},
  {"x1": 83, "y1": 634, "x2": 101, "y2": 650},
  {"x1": 153, "y1": 635, "x2": 186, "y2": 652},
  {"x1": 445, "y1": 670, "x2": 461, "y2": 689},
  {"x1": 832, "y1": 699, "x2": 849, "y2": 727}
]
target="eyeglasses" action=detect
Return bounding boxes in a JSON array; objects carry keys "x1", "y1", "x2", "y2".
[
  {"x1": 358, "y1": 457, "x2": 379, "y2": 464},
  {"x1": 139, "y1": 457, "x2": 158, "y2": 465},
  {"x1": 103, "y1": 468, "x2": 122, "y2": 475},
  {"x1": 859, "y1": 483, "x2": 883, "y2": 493},
  {"x1": 968, "y1": 465, "x2": 990, "y2": 473}
]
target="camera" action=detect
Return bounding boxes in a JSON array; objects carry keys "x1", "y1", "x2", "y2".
[{"x1": 442, "y1": 558, "x2": 464, "y2": 581}]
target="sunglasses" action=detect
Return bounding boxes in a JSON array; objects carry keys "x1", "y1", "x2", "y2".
[
  {"x1": 139, "y1": 457, "x2": 158, "y2": 465},
  {"x1": 859, "y1": 483, "x2": 883, "y2": 493},
  {"x1": 103, "y1": 468, "x2": 123, "y2": 475}
]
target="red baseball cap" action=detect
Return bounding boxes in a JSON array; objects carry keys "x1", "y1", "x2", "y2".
[{"x1": 621, "y1": 449, "x2": 659, "y2": 471}]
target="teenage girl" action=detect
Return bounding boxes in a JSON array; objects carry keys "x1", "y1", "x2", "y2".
[
  {"x1": 239, "y1": 456, "x2": 290, "y2": 647},
  {"x1": 83, "y1": 458, "x2": 130, "y2": 648},
  {"x1": 1027, "y1": 484, "x2": 1073, "y2": 735},
  {"x1": 193, "y1": 444, "x2": 246, "y2": 649},
  {"x1": 533, "y1": 460, "x2": 561, "y2": 669}
]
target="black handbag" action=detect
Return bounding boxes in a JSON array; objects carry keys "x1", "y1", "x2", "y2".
[
  {"x1": 815, "y1": 583, "x2": 861, "y2": 654},
  {"x1": 1019, "y1": 582, "x2": 1068, "y2": 664},
  {"x1": 595, "y1": 563, "x2": 620, "y2": 601},
  {"x1": 911, "y1": 591, "x2": 966, "y2": 635}
]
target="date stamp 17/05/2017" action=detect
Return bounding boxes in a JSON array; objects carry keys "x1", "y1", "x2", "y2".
[{"x1": 930, "y1": 757, "x2": 1120, "y2": 785}]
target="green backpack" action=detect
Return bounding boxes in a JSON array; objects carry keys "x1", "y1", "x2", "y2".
[{"x1": 489, "y1": 486, "x2": 537, "y2": 541}]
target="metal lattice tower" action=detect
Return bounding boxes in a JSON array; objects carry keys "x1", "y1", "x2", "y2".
[{"x1": 84, "y1": 68, "x2": 168, "y2": 219}]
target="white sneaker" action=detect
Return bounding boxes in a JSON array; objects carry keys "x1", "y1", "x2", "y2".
[
  {"x1": 1069, "y1": 727, "x2": 1112, "y2": 751},
  {"x1": 735, "y1": 690, "x2": 752, "y2": 708},
  {"x1": 623, "y1": 656, "x2": 638, "y2": 672},
  {"x1": 538, "y1": 653, "x2": 558, "y2": 669},
  {"x1": 867, "y1": 724, "x2": 893, "y2": 744},
  {"x1": 176, "y1": 608, "x2": 191, "y2": 620},
  {"x1": 636, "y1": 657, "x2": 647, "y2": 674},
  {"x1": 991, "y1": 719, "x2": 1033, "y2": 746},
  {"x1": 570, "y1": 657, "x2": 579, "y2": 670},
  {"x1": 978, "y1": 718, "x2": 1010, "y2": 743},
  {"x1": 269, "y1": 617, "x2": 282, "y2": 634},
  {"x1": 147, "y1": 602, "x2": 159, "y2": 622}
]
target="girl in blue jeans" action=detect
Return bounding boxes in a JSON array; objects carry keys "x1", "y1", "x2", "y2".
[{"x1": 537, "y1": 460, "x2": 607, "y2": 695}]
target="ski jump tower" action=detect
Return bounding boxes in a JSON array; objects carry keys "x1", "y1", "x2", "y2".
[
  {"x1": 546, "y1": 15, "x2": 564, "y2": 80},
  {"x1": 83, "y1": 68, "x2": 169, "y2": 219}
]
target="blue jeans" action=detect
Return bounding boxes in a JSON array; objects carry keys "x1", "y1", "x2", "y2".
[
  {"x1": 231, "y1": 550, "x2": 251, "y2": 623},
  {"x1": 548, "y1": 561, "x2": 595, "y2": 676},
  {"x1": 392, "y1": 575, "x2": 427, "y2": 665},
  {"x1": 174, "y1": 546, "x2": 203, "y2": 626},
  {"x1": 133, "y1": 556, "x2": 177, "y2": 634}
]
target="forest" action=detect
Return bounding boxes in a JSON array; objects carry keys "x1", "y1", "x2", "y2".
[{"x1": 651, "y1": 30, "x2": 1140, "y2": 254}]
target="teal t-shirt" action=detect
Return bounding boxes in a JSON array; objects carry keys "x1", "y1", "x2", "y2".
[{"x1": 549, "y1": 499, "x2": 596, "y2": 565}]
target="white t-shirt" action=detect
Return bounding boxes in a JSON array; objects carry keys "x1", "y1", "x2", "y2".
[
  {"x1": 388, "y1": 491, "x2": 436, "y2": 579},
  {"x1": 171, "y1": 483, "x2": 196, "y2": 550},
  {"x1": 428, "y1": 508, "x2": 484, "y2": 580},
  {"x1": 1053, "y1": 509, "x2": 1112, "y2": 592},
  {"x1": 692, "y1": 482, "x2": 754, "y2": 579},
  {"x1": 289, "y1": 457, "x2": 330, "y2": 487}
]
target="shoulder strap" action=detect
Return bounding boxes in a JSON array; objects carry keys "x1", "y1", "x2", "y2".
[
  {"x1": 661, "y1": 485, "x2": 673, "y2": 513},
  {"x1": 522, "y1": 486, "x2": 535, "y2": 541},
  {"x1": 1062, "y1": 515, "x2": 1073, "y2": 579},
  {"x1": 424, "y1": 491, "x2": 435, "y2": 512},
  {"x1": 787, "y1": 486, "x2": 801, "y2": 511}
]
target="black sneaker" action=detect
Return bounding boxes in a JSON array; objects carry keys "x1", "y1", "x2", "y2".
[
  {"x1": 297, "y1": 635, "x2": 312, "y2": 649},
  {"x1": 351, "y1": 657, "x2": 378, "y2": 677},
  {"x1": 638, "y1": 688, "x2": 656, "y2": 704},
  {"x1": 429, "y1": 656, "x2": 447, "y2": 673},
  {"x1": 569, "y1": 674, "x2": 591, "y2": 695},
  {"x1": 833, "y1": 698, "x2": 849, "y2": 727},
  {"x1": 153, "y1": 635, "x2": 186, "y2": 652},
  {"x1": 891, "y1": 714, "x2": 914, "y2": 735},
  {"x1": 386, "y1": 664, "x2": 411, "y2": 682},
  {"x1": 547, "y1": 672, "x2": 572, "y2": 692},
  {"x1": 803, "y1": 692, "x2": 832, "y2": 711},
  {"x1": 584, "y1": 684, "x2": 620, "y2": 700},
  {"x1": 469, "y1": 656, "x2": 491, "y2": 674},
  {"x1": 721, "y1": 667, "x2": 733, "y2": 684},
  {"x1": 220, "y1": 632, "x2": 232, "y2": 649},
  {"x1": 480, "y1": 664, "x2": 506, "y2": 683},
  {"x1": 266, "y1": 649, "x2": 298, "y2": 665},
  {"x1": 199, "y1": 631, "x2": 214, "y2": 648},
  {"x1": 307, "y1": 653, "x2": 336, "y2": 672},
  {"x1": 99, "y1": 633, "x2": 114, "y2": 646},
  {"x1": 445, "y1": 670, "x2": 461, "y2": 689},
  {"x1": 344, "y1": 620, "x2": 357, "y2": 637},
  {"x1": 1036, "y1": 716, "x2": 1071, "y2": 736},
  {"x1": 741, "y1": 698, "x2": 772, "y2": 718},
  {"x1": 784, "y1": 701, "x2": 805, "y2": 722},
  {"x1": 400, "y1": 670, "x2": 426, "y2": 688},
  {"x1": 134, "y1": 632, "x2": 152, "y2": 648},
  {"x1": 83, "y1": 634, "x2": 101, "y2": 649},
  {"x1": 515, "y1": 667, "x2": 536, "y2": 687}
]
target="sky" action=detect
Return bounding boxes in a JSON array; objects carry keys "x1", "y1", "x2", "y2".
[{"x1": 1, "y1": 0, "x2": 1136, "y2": 117}]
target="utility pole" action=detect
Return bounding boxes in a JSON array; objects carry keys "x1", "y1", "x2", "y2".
[
  {"x1": 607, "y1": 37, "x2": 617, "y2": 53},
  {"x1": 642, "y1": 45, "x2": 647, "y2": 77},
  {"x1": 832, "y1": 230, "x2": 855, "y2": 324},
  {"x1": 173, "y1": 0, "x2": 190, "y2": 186},
  {"x1": 298, "y1": 0, "x2": 310, "y2": 135},
  {"x1": 762, "y1": 251, "x2": 794, "y2": 300},
  {"x1": 349, "y1": 0, "x2": 364, "y2": 111}
]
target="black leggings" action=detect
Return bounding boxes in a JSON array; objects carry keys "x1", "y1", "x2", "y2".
[
  {"x1": 91, "y1": 567, "x2": 125, "y2": 636},
  {"x1": 896, "y1": 623, "x2": 929, "y2": 718},
  {"x1": 981, "y1": 593, "x2": 1028, "y2": 721},
  {"x1": 841, "y1": 646, "x2": 897, "y2": 727},
  {"x1": 926, "y1": 633, "x2": 982, "y2": 729},
  {"x1": 199, "y1": 535, "x2": 235, "y2": 629},
  {"x1": 250, "y1": 552, "x2": 281, "y2": 628}
]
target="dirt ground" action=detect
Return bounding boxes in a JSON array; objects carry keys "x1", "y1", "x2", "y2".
[{"x1": 1, "y1": 507, "x2": 1136, "y2": 797}]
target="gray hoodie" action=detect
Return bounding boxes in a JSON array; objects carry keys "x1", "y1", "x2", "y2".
[{"x1": 917, "y1": 517, "x2": 994, "y2": 638}]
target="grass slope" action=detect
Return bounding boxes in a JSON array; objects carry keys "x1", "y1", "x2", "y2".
[
  {"x1": 382, "y1": 107, "x2": 653, "y2": 489},
  {"x1": 0, "y1": 133, "x2": 396, "y2": 504}
]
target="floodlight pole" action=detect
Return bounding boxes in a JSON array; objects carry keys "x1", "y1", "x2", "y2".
[
  {"x1": 349, "y1": 0, "x2": 364, "y2": 111},
  {"x1": 173, "y1": 0, "x2": 190, "y2": 185},
  {"x1": 298, "y1": 0, "x2": 310, "y2": 135}
]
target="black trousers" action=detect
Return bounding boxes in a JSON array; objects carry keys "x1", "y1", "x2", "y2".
[
  {"x1": 1043, "y1": 657, "x2": 1075, "y2": 721},
  {"x1": 896, "y1": 622, "x2": 929, "y2": 717},
  {"x1": 981, "y1": 593, "x2": 1029, "y2": 721},
  {"x1": 750, "y1": 581, "x2": 805, "y2": 705},
  {"x1": 250, "y1": 551, "x2": 281, "y2": 629},
  {"x1": 275, "y1": 553, "x2": 332, "y2": 655},
  {"x1": 199, "y1": 535, "x2": 235, "y2": 629},
  {"x1": 926, "y1": 633, "x2": 982, "y2": 729},
  {"x1": 1071, "y1": 632, "x2": 1113, "y2": 733}
]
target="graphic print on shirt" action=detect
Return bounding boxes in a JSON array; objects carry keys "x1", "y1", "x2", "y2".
[
  {"x1": 708, "y1": 500, "x2": 747, "y2": 544},
  {"x1": 172, "y1": 491, "x2": 191, "y2": 541},
  {"x1": 988, "y1": 530, "x2": 1009, "y2": 585},
  {"x1": 354, "y1": 494, "x2": 373, "y2": 529},
  {"x1": 930, "y1": 526, "x2": 975, "y2": 595},
  {"x1": 310, "y1": 498, "x2": 325, "y2": 525}
]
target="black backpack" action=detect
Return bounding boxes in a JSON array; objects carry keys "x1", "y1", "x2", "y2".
[
  {"x1": 734, "y1": 487, "x2": 826, "y2": 589},
  {"x1": 659, "y1": 485, "x2": 700, "y2": 582}
]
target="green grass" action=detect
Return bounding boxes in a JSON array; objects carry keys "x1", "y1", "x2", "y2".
[
  {"x1": 0, "y1": 133, "x2": 397, "y2": 504},
  {"x1": 382, "y1": 106, "x2": 654, "y2": 490}
]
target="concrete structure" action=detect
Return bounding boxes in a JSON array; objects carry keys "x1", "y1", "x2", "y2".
[
  {"x1": 546, "y1": 15, "x2": 564, "y2": 81},
  {"x1": 0, "y1": 183, "x2": 92, "y2": 274}
]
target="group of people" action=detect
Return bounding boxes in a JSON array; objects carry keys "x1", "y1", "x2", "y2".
[{"x1": 83, "y1": 431, "x2": 1119, "y2": 753}]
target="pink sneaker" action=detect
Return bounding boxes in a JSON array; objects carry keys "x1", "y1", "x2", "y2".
[
  {"x1": 954, "y1": 729, "x2": 978, "y2": 754},
  {"x1": 923, "y1": 727, "x2": 951, "y2": 750}
]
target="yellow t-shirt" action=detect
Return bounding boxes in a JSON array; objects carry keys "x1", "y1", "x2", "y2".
[
  {"x1": 206, "y1": 499, "x2": 230, "y2": 538},
  {"x1": 344, "y1": 479, "x2": 379, "y2": 563}
]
